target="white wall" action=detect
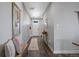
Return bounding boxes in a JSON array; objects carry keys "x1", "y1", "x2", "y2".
[
  {"x1": 15, "y1": 2, "x2": 31, "y2": 45},
  {"x1": 0, "y1": 2, "x2": 31, "y2": 48},
  {"x1": 0, "y1": 3, "x2": 12, "y2": 44},
  {"x1": 0, "y1": 2, "x2": 31, "y2": 56},
  {"x1": 44, "y1": 2, "x2": 79, "y2": 54},
  {"x1": 22, "y1": 9, "x2": 31, "y2": 45},
  {"x1": 43, "y1": 4, "x2": 54, "y2": 52},
  {"x1": 15, "y1": 2, "x2": 24, "y2": 44},
  {"x1": 54, "y1": 2, "x2": 79, "y2": 53},
  {"x1": 0, "y1": 2, "x2": 31, "y2": 45}
]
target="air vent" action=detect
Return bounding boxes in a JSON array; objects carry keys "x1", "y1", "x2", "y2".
[
  {"x1": 34, "y1": 21, "x2": 38, "y2": 23},
  {"x1": 30, "y1": 7, "x2": 34, "y2": 10}
]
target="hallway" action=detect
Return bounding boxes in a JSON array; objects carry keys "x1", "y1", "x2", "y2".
[
  {"x1": 22, "y1": 37, "x2": 53, "y2": 57},
  {"x1": 1, "y1": 2, "x2": 79, "y2": 57}
]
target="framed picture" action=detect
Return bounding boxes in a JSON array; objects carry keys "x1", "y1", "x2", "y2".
[{"x1": 12, "y1": 3, "x2": 21, "y2": 37}]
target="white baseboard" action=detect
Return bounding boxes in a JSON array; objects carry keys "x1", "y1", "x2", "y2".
[{"x1": 54, "y1": 50, "x2": 79, "y2": 54}]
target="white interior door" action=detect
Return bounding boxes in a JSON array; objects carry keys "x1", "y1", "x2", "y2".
[{"x1": 31, "y1": 20, "x2": 40, "y2": 36}]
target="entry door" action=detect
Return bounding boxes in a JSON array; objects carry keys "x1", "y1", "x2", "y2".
[{"x1": 31, "y1": 20, "x2": 40, "y2": 36}]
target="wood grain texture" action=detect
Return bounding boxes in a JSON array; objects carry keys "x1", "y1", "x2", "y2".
[
  {"x1": 21, "y1": 37, "x2": 53, "y2": 57},
  {"x1": 21, "y1": 37, "x2": 79, "y2": 57}
]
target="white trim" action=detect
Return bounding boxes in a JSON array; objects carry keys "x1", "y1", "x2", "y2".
[{"x1": 54, "y1": 50, "x2": 79, "y2": 54}]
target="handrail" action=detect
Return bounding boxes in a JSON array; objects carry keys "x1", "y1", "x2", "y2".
[{"x1": 72, "y1": 42, "x2": 79, "y2": 46}]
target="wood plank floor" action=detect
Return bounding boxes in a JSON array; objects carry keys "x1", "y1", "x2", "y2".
[
  {"x1": 21, "y1": 37, "x2": 79, "y2": 57},
  {"x1": 22, "y1": 37, "x2": 53, "y2": 57}
]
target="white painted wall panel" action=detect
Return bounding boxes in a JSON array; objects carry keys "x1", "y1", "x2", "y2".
[
  {"x1": 44, "y1": 2, "x2": 79, "y2": 53},
  {"x1": 0, "y1": 3, "x2": 12, "y2": 44}
]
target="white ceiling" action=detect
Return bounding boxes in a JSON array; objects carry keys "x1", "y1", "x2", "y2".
[{"x1": 23, "y1": 2, "x2": 50, "y2": 18}]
